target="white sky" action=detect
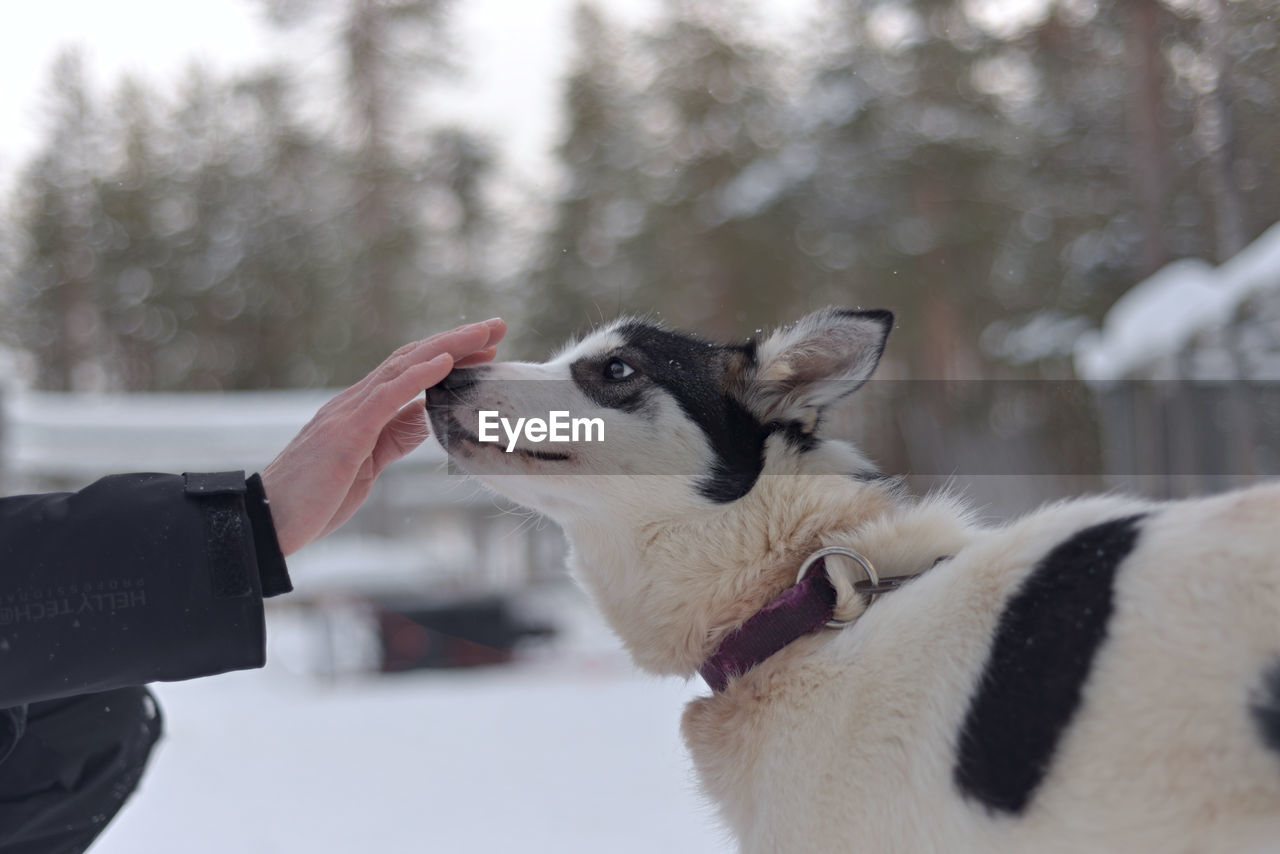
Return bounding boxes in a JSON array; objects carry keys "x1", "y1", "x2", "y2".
[
  {"x1": 0, "y1": 0, "x2": 596, "y2": 193},
  {"x1": 0, "y1": 0, "x2": 262, "y2": 194},
  {"x1": 0, "y1": 0, "x2": 817, "y2": 199}
]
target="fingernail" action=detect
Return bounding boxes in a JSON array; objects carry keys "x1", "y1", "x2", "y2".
[{"x1": 483, "y1": 316, "x2": 503, "y2": 325}]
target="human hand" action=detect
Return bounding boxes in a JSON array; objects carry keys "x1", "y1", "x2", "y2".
[{"x1": 261, "y1": 317, "x2": 506, "y2": 555}]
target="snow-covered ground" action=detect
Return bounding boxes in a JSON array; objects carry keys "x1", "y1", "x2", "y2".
[{"x1": 90, "y1": 591, "x2": 733, "y2": 854}]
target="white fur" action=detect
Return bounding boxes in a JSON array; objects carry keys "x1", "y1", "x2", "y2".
[{"x1": 430, "y1": 315, "x2": 1280, "y2": 852}]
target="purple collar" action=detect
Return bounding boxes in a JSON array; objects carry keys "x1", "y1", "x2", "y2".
[
  {"x1": 698, "y1": 560, "x2": 838, "y2": 692},
  {"x1": 698, "y1": 552, "x2": 936, "y2": 693}
]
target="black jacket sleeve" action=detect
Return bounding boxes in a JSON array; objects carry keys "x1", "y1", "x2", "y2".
[{"x1": 0, "y1": 471, "x2": 292, "y2": 709}]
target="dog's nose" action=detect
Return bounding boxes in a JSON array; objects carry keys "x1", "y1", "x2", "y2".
[
  {"x1": 438, "y1": 367, "x2": 478, "y2": 392},
  {"x1": 426, "y1": 367, "x2": 479, "y2": 404}
]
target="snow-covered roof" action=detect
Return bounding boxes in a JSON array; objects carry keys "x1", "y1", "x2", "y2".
[
  {"x1": 1, "y1": 389, "x2": 447, "y2": 483},
  {"x1": 1075, "y1": 220, "x2": 1280, "y2": 382}
]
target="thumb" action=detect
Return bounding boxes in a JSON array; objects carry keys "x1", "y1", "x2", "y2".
[{"x1": 372, "y1": 400, "x2": 432, "y2": 472}]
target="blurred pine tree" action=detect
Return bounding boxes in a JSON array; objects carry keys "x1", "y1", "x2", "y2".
[
  {"x1": 12, "y1": 50, "x2": 105, "y2": 391},
  {"x1": 4, "y1": 0, "x2": 493, "y2": 390},
  {"x1": 3, "y1": 0, "x2": 1279, "y2": 394}
]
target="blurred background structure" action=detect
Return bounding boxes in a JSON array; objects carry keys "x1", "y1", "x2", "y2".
[{"x1": 1, "y1": 0, "x2": 1280, "y2": 850}]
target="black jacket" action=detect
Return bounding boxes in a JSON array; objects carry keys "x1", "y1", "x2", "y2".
[{"x1": 0, "y1": 471, "x2": 292, "y2": 853}]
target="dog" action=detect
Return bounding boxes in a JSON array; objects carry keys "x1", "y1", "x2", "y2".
[{"x1": 426, "y1": 308, "x2": 1280, "y2": 853}]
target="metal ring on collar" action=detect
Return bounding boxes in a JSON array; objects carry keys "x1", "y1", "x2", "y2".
[{"x1": 796, "y1": 545, "x2": 880, "y2": 628}]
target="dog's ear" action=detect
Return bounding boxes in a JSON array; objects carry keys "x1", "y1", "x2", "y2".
[{"x1": 738, "y1": 308, "x2": 892, "y2": 428}]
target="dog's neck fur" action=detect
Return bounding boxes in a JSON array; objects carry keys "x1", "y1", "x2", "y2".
[{"x1": 560, "y1": 436, "x2": 979, "y2": 676}]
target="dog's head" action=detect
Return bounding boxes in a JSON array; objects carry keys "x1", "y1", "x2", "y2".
[{"x1": 426, "y1": 308, "x2": 893, "y2": 526}]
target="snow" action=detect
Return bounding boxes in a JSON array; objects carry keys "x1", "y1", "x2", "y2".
[
  {"x1": 1075, "y1": 220, "x2": 1280, "y2": 382},
  {"x1": 91, "y1": 601, "x2": 733, "y2": 854},
  {"x1": 982, "y1": 311, "x2": 1090, "y2": 365},
  {"x1": 1074, "y1": 258, "x2": 1221, "y2": 382},
  {"x1": 1217, "y1": 219, "x2": 1280, "y2": 309},
  {"x1": 284, "y1": 536, "x2": 473, "y2": 599}
]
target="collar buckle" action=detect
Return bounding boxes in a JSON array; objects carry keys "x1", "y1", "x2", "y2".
[{"x1": 796, "y1": 546, "x2": 879, "y2": 628}]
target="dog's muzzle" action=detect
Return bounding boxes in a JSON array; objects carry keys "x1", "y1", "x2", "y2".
[{"x1": 426, "y1": 367, "x2": 480, "y2": 406}]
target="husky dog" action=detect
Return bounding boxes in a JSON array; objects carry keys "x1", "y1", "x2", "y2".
[{"x1": 426, "y1": 309, "x2": 1280, "y2": 853}]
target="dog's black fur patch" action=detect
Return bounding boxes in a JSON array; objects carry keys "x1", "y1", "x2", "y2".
[
  {"x1": 1251, "y1": 658, "x2": 1280, "y2": 762},
  {"x1": 954, "y1": 513, "x2": 1147, "y2": 815},
  {"x1": 569, "y1": 314, "x2": 892, "y2": 502},
  {"x1": 777, "y1": 420, "x2": 820, "y2": 452},
  {"x1": 571, "y1": 323, "x2": 772, "y2": 503}
]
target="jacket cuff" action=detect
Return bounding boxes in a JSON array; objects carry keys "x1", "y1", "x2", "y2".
[
  {"x1": 244, "y1": 474, "x2": 293, "y2": 597},
  {"x1": 1, "y1": 472, "x2": 277, "y2": 706}
]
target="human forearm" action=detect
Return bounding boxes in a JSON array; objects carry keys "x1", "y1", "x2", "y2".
[{"x1": 0, "y1": 471, "x2": 289, "y2": 706}]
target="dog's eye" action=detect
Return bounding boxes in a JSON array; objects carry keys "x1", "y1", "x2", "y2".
[{"x1": 603, "y1": 358, "x2": 635, "y2": 381}]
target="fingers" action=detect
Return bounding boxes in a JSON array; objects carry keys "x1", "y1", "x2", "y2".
[
  {"x1": 413, "y1": 352, "x2": 457, "y2": 390},
  {"x1": 378, "y1": 324, "x2": 488, "y2": 381},
  {"x1": 378, "y1": 319, "x2": 501, "y2": 383},
  {"x1": 380, "y1": 318, "x2": 503, "y2": 388},
  {"x1": 339, "y1": 317, "x2": 506, "y2": 448},
  {"x1": 453, "y1": 346, "x2": 497, "y2": 368},
  {"x1": 364, "y1": 352, "x2": 454, "y2": 427},
  {"x1": 346, "y1": 318, "x2": 500, "y2": 401},
  {"x1": 378, "y1": 318, "x2": 503, "y2": 367},
  {"x1": 422, "y1": 317, "x2": 504, "y2": 357},
  {"x1": 480, "y1": 317, "x2": 507, "y2": 349},
  {"x1": 336, "y1": 317, "x2": 497, "y2": 411}
]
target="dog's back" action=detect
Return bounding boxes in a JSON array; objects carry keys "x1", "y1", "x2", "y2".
[{"x1": 684, "y1": 484, "x2": 1280, "y2": 853}]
